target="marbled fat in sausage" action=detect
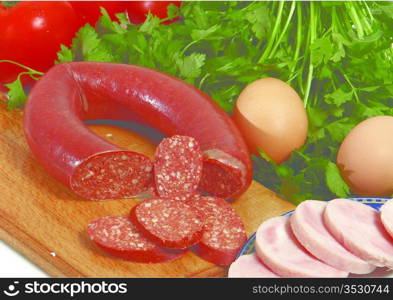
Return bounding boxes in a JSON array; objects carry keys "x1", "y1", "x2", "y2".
[
  {"x1": 87, "y1": 216, "x2": 184, "y2": 263},
  {"x1": 154, "y1": 135, "x2": 202, "y2": 200},
  {"x1": 191, "y1": 197, "x2": 247, "y2": 265},
  {"x1": 130, "y1": 198, "x2": 204, "y2": 249}
]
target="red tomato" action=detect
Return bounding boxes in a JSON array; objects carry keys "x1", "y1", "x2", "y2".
[
  {"x1": 126, "y1": 1, "x2": 181, "y2": 24},
  {"x1": 0, "y1": 1, "x2": 79, "y2": 84},
  {"x1": 0, "y1": 2, "x2": 6, "y2": 16},
  {"x1": 70, "y1": 1, "x2": 128, "y2": 27}
]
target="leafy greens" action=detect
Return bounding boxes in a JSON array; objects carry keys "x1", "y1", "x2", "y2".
[{"x1": 5, "y1": 1, "x2": 393, "y2": 203}]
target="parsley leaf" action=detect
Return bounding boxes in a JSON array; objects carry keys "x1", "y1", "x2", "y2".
[
  {"x1": 139, "y1": 14, "x2": 161, "y2": 34},
  {"x1": 166, "y1": 3, "x2": 181, "y2": 20},
  {"x1": 177, "y1": 53, "x2": 206, "y2": 80},
  {"x1": 56, "y1": 45, "x2": 73, "y2": 63},
  {"x1": 325, "y1": 161, "x2": 350, "y2": 198},
  {"x1": 324, "y1": 88, "x2": 353, "y2": 107},
  {"x1": 5, "y1": 77, "x2": 27, "y2": 110},
  {"x1": 246, "y1": 4, "x2": 272, "y2": 40},
  {"x1": 311, "y1": 37, "x2": 335, "y2": 66},
  {"x1": 68, "y1": 24, "x2": 114, "y2": 62}
]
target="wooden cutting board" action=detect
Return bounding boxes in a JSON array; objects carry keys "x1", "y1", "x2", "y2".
[{"x1": 0, "y1": 104, "x2": 295, "y2": 278}]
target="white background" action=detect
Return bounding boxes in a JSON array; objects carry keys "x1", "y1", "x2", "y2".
[
  {"x1": 0, "y1": 241, "x2": 48, "y2": 277},
  {"x1": 1, "y1": 239, "x2": 392, "y2": 278}
]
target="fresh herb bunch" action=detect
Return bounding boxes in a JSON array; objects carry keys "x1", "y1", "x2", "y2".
[{"x1": 6, "y1": 1, "x2": 393, "y2": 203}]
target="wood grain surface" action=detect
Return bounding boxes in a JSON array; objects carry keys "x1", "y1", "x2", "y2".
[{"x1": 0, "y1": 105, "x2": 295, "y2": 277}]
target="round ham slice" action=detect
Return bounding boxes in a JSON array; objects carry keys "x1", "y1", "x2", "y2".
[
  {"x1": 290, "y1": 200, "x2": 375, "y2": 274},
  {"x1": 324, "y1": 198, "x2": 393, "y2": 268},
  {"x1": 381, "y1": 199, "x2": 393, "y2": 239},
  {"x1": 228, "y1": 253, "x2": 279, "y2": 278},
  {"x1": 255, "y1": 216, "x2": 348, "y2": 278}
]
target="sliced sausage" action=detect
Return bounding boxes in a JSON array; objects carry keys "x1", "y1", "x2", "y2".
[
  {"x1": 130, "y1": 198, "x2": 204, "y2": 249},
  {"x1": 188, "y1": 192, "x2": 202, "y2": 202},
  {"x1": 381, "y1": 199, "x2": 393, "y2": 239},
  {"x1": 228, "y1": 253, "x2": 280, "y2": 278},
  {"x1": 147, "y1": 182, "x2": 159, "y2": 198},
  {"x1": 154, "y1": 135, "x2": 202, "y2": 200},
  {"x1": 87, "y1": 216, "x2": 184, "y2": 263},
  {"x1": 324, "y1": 198, "x2": 393, "y2": 268},
  {"x1": 198, "y1": 150, "x2": 245, "y2": 199},
  {"x1": 71, "y1": 151, "x2": 153, "y2": 200},
  {"x1": 290, "y1": 200, "x2": 375, "y2": 274},
  {"x1": 24, "y1": 62, "x2": 252, "y2": 200},
  {"x1": 255, "y1": 216, "x2": 348, "y2": 277},
  {"x1": 191, "y1": 196, "x2": 247, "y2": 266}
]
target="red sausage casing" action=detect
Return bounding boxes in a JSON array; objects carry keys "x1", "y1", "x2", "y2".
[{"x1": 24, "y1": 62, "x2": 252, "y2": 200}]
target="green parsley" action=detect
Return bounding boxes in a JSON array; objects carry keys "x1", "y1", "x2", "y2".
[{"x1": 5, "y1": 1, "x2": 393, "y2": 203}]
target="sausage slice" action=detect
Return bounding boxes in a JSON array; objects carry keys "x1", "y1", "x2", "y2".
[
  {"x1": 130, "y1": 198, "x2": 204, "y2": 249},
  {"x1": 191, "y1": 196, "x2": 247, "y2": 266},
  {"x1": 87, "y1": 216, "x2": 184, "y2": 263},
  {"x1": 154, "y1": 135, "x2": 202, "y2": 200}
]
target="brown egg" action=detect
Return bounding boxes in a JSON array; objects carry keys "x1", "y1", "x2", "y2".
[
  {"x1": 232, "y1": 77, "x2": 308, "y2": 163},
  {"x1": 337, "y1": 116, "x2": 393, "y2": 197}
]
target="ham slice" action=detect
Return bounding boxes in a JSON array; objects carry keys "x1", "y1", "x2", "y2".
[
  {"x1": 255, "y1": 216, "x2": 348, "y2": 278},
  {"x1": 290, "y1": 200, "x2": 375, "y2": 274},
  {"x1": 228, "y1": 253, "x2": 279, "y2": 278},
  {"x1": 381, "y1": 199, "x2": 393, "y2": 239},
  {"x1": 324, "y1": 198, "x2": 393, "y2": 268}
]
